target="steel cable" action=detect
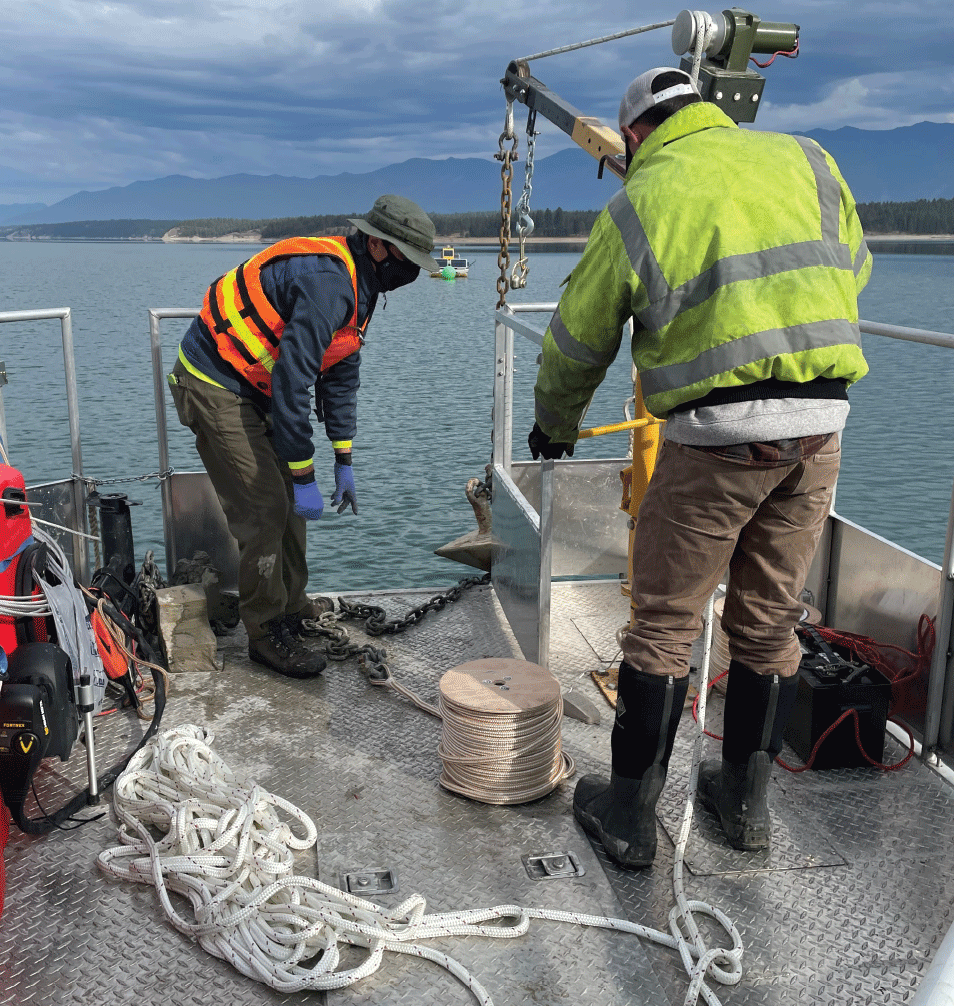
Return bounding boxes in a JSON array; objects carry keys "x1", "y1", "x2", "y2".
[{"x1": 516, "y1": 20, "x2": 676, "y2": 62}]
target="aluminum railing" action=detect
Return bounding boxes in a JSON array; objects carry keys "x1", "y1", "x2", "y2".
[
  {"x1": 0, "y1": 307, "x2": 88, "y2": 579},
  {"x1": 495, "y1": 305, "x2": 954, "y2": 757}
]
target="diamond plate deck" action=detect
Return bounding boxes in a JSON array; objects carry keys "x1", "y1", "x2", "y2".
[{"x1": 2, "y1": 579, "x2": 953, "y2": 1005}]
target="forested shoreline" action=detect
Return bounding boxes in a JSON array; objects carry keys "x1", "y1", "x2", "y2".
[{"x1": 2, "y1": 198, "x2": 953, "y2": 242}]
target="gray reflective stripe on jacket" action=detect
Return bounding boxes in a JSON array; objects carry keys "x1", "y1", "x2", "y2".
[
  {"x1": 639, "y1": 319, "x2": 862, "y2": 401},
  {"x1": 549, "y1": 306, "x2": 620, "y2": 368}
]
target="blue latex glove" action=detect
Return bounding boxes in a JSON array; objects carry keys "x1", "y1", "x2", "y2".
[
  {"x1": 332, "y1": 461, "x2": 358, "y2": 515},
  {"x1": 292, "y1": 479, "x2": 324, "y2": 520}
]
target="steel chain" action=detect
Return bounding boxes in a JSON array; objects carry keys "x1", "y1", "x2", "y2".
[
  {"x1": 338, "y1": 573, "x2": 490, "y2": 636},
  {"x1": 511, "y1": 108, "x2": 537, "y2": 290},
  {"x1": 495, "y1": 100, "x2": 518, "y2": 309},
  {"x1": 303, "y1": 573, "x2": 491, "y2": 681},
  {"x1": 73, "y1": 468, "x2": 175, "y2": 487}
]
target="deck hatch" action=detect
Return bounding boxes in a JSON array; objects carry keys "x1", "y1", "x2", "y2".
[
  {"x1": 341, "y1": 868, "x2": 399, "y2": 895},
  {"x1": 522, "y1": 852, "x2": 585, "y2": 880}
]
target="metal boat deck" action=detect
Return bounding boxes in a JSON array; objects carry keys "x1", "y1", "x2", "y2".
[{"x1": 3, "y1": 578, "x2": 951, "y2": 1006}]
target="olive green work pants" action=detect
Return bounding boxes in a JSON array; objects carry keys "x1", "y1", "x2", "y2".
[
  {"x1": 621, "y1": 435, "x2": 841, "y2": 679},
  {"x1": 169, "y1": 359, "x2": 310, "y2": 640}
]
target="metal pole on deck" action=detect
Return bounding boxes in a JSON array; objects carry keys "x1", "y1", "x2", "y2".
[
  {"x1": 538, "y1": 458, "x2": 554, "y2": 667},
  {"x1": 59, "y1": 309, "x2": 89, "y2": 582},
  {"x1": 928, "y1": 482, "x2": 954, "y2": 751},
  {"x1": 493, "y1": 311, "x2": 515, "y2": 473},
  {"x1": 149, "y1": 310, "x2": 175, "y2": 580},
  {"x1": 0, "y1": 308, "x2": 88, "y2": 581},
  {"x1": 148, "y1": 308, "x2": 199, "y2": 580}
]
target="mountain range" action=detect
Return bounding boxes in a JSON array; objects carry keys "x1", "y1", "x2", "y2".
[{"x1": 1, "y1": 121, "x2": 950, "y2": 227}]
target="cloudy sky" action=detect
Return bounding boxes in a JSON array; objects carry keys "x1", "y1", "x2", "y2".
[{"x1": 0, "y1": 1, "x2": 949, "y2": 206}]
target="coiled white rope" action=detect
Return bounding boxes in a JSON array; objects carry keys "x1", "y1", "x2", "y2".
[
  {"x1": 668, "y1": 595, "x2": 744, "y2": 1002},
  {"x1": 99, "y1": 697, "x2": 741, "y2": 1005},
  {"x1": 684, "y1": 10, "x2": 718, "y2": 85}
]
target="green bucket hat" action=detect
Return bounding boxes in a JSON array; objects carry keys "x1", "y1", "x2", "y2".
[{"x1": 349, "y1": 194, "x2": 440, "y2": 272}]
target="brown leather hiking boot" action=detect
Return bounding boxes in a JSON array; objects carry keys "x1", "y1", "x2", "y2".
[
  {"x1": 284, "y1": 596, "x2": 335, "y2": 636},
  {"x1": 248, "y1": 621, "x2": 326, "y2": 678}
]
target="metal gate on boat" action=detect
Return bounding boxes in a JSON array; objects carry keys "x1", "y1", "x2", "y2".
[{"x1": 491, "y1": 302, "x2": 643, "y2": 665}]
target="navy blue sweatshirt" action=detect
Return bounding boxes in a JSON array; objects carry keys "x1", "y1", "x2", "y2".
[{"x1": 179, "y1": 233, "x2": 380, "y2": 463}]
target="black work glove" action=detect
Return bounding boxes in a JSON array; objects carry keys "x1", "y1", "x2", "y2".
[{"x1": 528, "y1": 422, "x2": 575, "y2": 460}]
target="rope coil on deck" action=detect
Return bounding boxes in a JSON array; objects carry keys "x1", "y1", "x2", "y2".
[
  {"x1": 98, "y1": 723, "x2": 741, "y2": 1005},
  {"x1": 437, "y1": 659, "x2": 574, "y2": 804}
]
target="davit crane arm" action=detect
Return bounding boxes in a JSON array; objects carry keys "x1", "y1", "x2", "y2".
[{"x1": 500, "y1": 8, "x2": 799, "y2": 181}]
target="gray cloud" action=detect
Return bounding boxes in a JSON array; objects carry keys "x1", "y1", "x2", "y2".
[{"x1": 0, "y1": 1, "x2": 950, "y2": 204}]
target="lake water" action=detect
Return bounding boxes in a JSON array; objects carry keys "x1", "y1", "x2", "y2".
[{"x1": 0, "y1": 241, "x2": 952, "y2": 592}]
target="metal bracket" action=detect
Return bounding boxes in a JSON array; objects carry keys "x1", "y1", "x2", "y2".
[
  {"x1": 340, "y1": 868, "x2": 399, "y2": 896},
  {"x1": 522, "y1": 852, "x2": 585, "y2": 880}
]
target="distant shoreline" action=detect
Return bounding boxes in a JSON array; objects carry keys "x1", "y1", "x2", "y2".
[
  {"x1": 158, "y1": 232, "x2": 593, "y2": 245},
  {"x1": 4, "y1": 231, "x2": 954, "y2": 246},
  {"x1": 119, "y1": 231, "x2": 954, "y2": 245},
  {"x1": 161, "y1": 232, "x2": 954, "y2": 245}
]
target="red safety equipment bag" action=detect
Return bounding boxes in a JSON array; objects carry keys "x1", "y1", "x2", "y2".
[{"x1": 0, "y1": 464, "x2": 34, "y2": 658}]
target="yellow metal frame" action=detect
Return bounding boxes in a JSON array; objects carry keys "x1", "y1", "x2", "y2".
[{"x1": 576, "y1": 376, "x2": 662, "y2": 598}]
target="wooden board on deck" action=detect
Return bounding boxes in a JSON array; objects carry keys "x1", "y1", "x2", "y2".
[{"x1": 590, "y1": 664, "x2": 697, "y2": 709}]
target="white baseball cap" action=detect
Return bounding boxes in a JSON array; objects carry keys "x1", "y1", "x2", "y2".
[{"x1": 618, "y1": 67, "x2": 701, "y2": 130}]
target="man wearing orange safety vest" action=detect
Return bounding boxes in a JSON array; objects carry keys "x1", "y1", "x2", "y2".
[{"x1": 169, "y1": 195, "x2": 439, "y2": 678}]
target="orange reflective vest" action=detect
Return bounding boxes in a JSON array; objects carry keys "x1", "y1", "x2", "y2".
[{"x1": 199, "y1": 236, "x2": 367, "y2": 395}]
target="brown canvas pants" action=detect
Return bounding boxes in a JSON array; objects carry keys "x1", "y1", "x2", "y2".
[
  {"x1": 169, "y1": 359, "x2": 310, "y2": 640},
  {"x1": 621, "y1": 435, "x2": 841, "y2": 679}
]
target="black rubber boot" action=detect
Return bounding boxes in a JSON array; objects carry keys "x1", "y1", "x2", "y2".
[
  {"x1": 698, "y1": 660, "x2": 799, "y2": 851},
  {"x1": 249, "y1": 619, "x2": 326, "y2": 678},
  {"x1": 573, "y1": 766, "x2": 668, "y2": 868},
  {"x1": 573, "y1": 665, "x2": 689, "y2": 868}
]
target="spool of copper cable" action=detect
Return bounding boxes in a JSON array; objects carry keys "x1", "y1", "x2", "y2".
[{"x1": 437, "y1": 658, "x2": 574, "y2": 805}]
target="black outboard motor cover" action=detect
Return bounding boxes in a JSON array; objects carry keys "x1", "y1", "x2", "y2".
[{"x1": 0, "y1": 643, "x2": 79, "y2": 815}]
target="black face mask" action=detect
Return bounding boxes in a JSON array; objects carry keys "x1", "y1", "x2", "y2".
[{"x1": 376, "y1": 245, "x2": 421, "y2": 291}]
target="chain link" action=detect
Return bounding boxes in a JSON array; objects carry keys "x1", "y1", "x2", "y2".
[
  {"x1": 302, "y1": 573, "x2": 491, "y2": 684},
  {"x1": 510, "y1": 108, "x2": 537, "y2": 291},
  {"x1": 74, "y1": 468, "x2": 174, "y2": 487},
  {"x1": 495, "y1": 100, "x2": 518, "y2": 310},
  {"x1": 339, "y1": 573, "x2": 490, "y2": 637}
]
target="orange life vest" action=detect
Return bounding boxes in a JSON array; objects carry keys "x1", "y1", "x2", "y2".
[{"x1": 199, "y1": 236, "x2": 368, "y2": 395}]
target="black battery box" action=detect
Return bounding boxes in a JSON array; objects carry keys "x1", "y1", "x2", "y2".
[{"x1": 783, "y1": 624, "x2": 891, "y2": 769}]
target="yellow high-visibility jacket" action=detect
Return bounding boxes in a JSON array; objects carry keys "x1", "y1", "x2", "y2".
[{"x1": 534, "y1": 102, "x2": 871, "y2": 442}]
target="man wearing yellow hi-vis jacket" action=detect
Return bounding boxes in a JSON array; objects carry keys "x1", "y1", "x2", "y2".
[
  {"x1": 529, "y1": 67, "x2": 871, "y2": 866},
  {"x1": 170, "y1": 195, "x2": 438, "y2": 679}
]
